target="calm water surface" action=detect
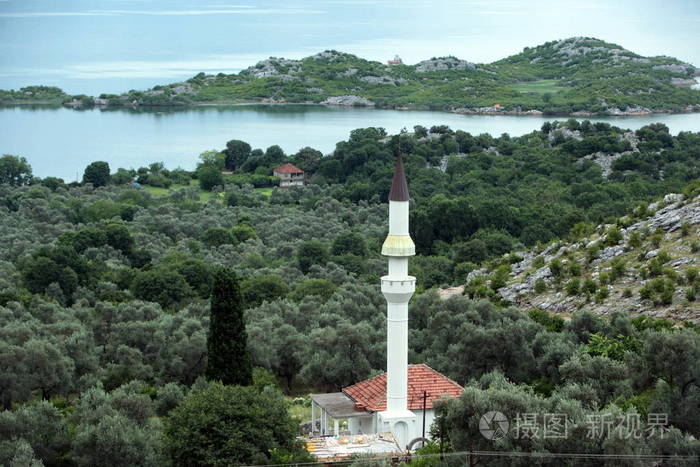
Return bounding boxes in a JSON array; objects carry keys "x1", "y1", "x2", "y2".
[{"x1": 2, "y1": 105, "x2": 700, "y2": 180}]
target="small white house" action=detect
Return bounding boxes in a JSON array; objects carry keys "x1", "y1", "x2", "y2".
[
  {"x1": 273, "y1": 163, "x2": 305, "y2": 187},
  {"x1": 309, "y1": 364, "x2": 463, "y2": 447}
]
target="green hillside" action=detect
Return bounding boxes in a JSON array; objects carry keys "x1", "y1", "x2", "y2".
[
  {"x1": 98, "y1": 37, "x2": 700, "y2": 115},
  {"x1": 3, "y1": 37, "x2": 699, "y2": 115}
]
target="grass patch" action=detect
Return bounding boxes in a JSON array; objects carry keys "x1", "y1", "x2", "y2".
[
  {"x1": 143, "y1": 179, "x2": 218, "y2": 202},
  {"x1": 256, "y1": 187, "x2": 274, "y2": 198},
  {"x1": 507, "y1": 79, "x2": 564, "y2": 94},
  {"x1": 287, "y1": 397, "x2": 311, "y2": 422}
]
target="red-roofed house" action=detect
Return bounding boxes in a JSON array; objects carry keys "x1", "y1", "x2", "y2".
[
  {"x1": 309, "y1": 364, "x2": 462, "y2": 441},
  {"x1": 273, "y1": 163, "x2": 305, "y2": 187}
]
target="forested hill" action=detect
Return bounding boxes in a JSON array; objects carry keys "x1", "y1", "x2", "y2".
[
  {"x1": 6, "y1": 37, "x2": 697, "y2": 115},
  {"x1": 2, "y1": 120, "x2": 700, "y2": 464}
]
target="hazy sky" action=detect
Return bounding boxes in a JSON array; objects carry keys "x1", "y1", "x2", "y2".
[{"x1": 1, "y1": 0, "x2": 699, "y2": 94}]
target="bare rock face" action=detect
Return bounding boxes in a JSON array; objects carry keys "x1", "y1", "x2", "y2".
[
  {"x1": 550, "y1": 37, "x2": 638, "y2": 63},
  {"x1": 321, "y1": 95, "x2": 375, "y2": 107},
  {"x1": 415, "y1": 57, "x2": 476, "y2": 72},
  {"x1": 671, "y1": 77, "x2": 699, "y2": 87},
  {"x1": 171, "y1": 83, "x2": 194, "y2": 95},
  {"x1": 653, "y1": 63, "x2": 696, "y2": 75},
  {"x1": 311, "y1": 51, "x2": 342, "y2": 60},
  {"x1": 358, "y1": 75, "x2": 405, "y2": 85},
  {"x1": 437, "y1": 285, "x2": 465, "y2": 300},
  {"x1": 439, "y1": 194, "x2": 700, "y2": 321},
  {"x1": 582, "y1": 152, "x2": 623, "y2": 178},
  {"x1": 580, "y1": 131, "x2": 640, "y2": 179},
  {"x1": 548, "y1": 128, "x2": 582, "y2": 142},
  {"x1": 245, "y1": 58, "x2": 301, "y2": 78}
]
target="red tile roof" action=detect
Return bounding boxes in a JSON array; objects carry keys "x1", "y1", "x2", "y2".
[
  {"x1": 274, "y1": 163, "x2": 304, "y2": 174},
  {"x1": 342, "y1": 364, "x2": 463, "y2": 412}
]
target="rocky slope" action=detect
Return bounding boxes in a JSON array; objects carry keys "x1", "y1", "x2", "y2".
[{"x1": 455, "y1": 193, "x2": 700, "y2": 322}]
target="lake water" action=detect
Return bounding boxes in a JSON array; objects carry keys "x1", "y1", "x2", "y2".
[{"x1": 2, "y1": 104, "x2": 700, "y2": 180}]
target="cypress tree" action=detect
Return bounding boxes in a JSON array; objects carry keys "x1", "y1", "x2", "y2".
[{"x1": 206, "y1": 267, "x2": 252, "y2": 385}]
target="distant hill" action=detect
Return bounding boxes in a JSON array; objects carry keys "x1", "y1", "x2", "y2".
[
  {"x1": 84, "y1": 37, "x2": 700, "y2": 115},
  {"x1": 454, "y1": 191, "x2": 700, "y2": 322},
  {"x1": 2, "y1": 37, "x2": 699, "y2": 115}
]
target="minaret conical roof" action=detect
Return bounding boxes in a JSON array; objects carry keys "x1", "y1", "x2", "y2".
[{"x1": 389, "y1": 156, "x2": 409, "y2": 201}]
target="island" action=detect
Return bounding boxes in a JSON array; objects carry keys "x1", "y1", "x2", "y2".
[{"x1": 2, "y1": 37, "x2": 699, "y2": 116}]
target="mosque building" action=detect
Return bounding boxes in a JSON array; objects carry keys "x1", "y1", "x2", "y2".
[{"x1": 306, "y1": 157, "x2": 463, "y2": 458}]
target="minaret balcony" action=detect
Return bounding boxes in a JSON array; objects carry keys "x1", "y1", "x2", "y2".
[
  {"x1": 381, "y1": 275, "x2": 416, "y2": 301},
  {"x1": 381, "y1": 235, "x2": 415, "y2": 257}
]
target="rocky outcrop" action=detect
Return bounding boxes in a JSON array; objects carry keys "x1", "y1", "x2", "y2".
[
  {"x1": 628, "y1": 194, "x2": 700, "y2": 233},
  {"x1": 671, "y1": 77, "x2": 698, "y2": 87},
  {"x1": 415, "y1": 57, "x2": 476, "y2": 72},
  {"x1": 171, "y1": 83, "x2": 194, "y2": 95},
  {"x1": 605, "y1": 106, "x2": 652, "y2": 116},
  {"x1": 580, "y1": 131, "x2": 640, "y2": 179},
  {"x1": 244, "y1": 58, "x2": 301, "y2": 78},
  {"x1": 450, "y1": 107, "x2": 543, "y2": 116},
  {"x1": 442, "y1": 194, "x2": 700, "y2": 321},
  {"x1": 322, "y1": 95, "x2": 375, "y2": 107},
  {"x1": 653, "y1": 63, "x2": 696, "y2": 75},
  {"x1": 358, "y1": 75, "x2": 405, "y2": 85},
  {"x1": 582, "y1": 152, "x2": 622, "y2": 178},
  {"x1": 550, "y1": 37, "x2": 639, "y2": 62},
  {"x1": 548, "y1": 128, "x2": 582, "y2": 142}
]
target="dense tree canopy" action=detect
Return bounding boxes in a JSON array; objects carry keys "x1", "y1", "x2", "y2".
[
  {"x1": 164, "y1": 383, "x2": 311, "y2": 466},
  {"x1": 206, "y1": 268, "x2": 252, "y2": 386},
  {"x1": 1, "y1": 122, "x2": 699, "y2": 464},
  {"x1": 82, "y1": 161, "x2": 111, "y2": 187},
  {"x1": 0, "y1": 154, "x2": 33, "y2": 186}
]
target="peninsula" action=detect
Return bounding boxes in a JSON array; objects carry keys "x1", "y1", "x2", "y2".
[{"x1": 2, "y1": 37, "x2": 699, "y2": 116}]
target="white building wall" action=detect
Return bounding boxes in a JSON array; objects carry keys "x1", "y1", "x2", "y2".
[{"x1": 411, "y1": 408, "x2": 436, "y2": 439}]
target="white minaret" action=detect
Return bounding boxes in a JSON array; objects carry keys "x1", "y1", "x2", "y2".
[{"x1": 378, "y1": 156, "x2": 417, "y2": 448}]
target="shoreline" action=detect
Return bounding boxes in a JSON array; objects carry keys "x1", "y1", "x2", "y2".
[{"x1": 2, "y1": 99, "x2": 699, "y2": 118}]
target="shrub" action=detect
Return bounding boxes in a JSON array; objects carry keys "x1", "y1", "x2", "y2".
[
  {"x1": 197, "y1": 166, "x2": 223, "y2": 191},
  {"x1": 686, "y1": 286, "x2": 697, "y2": 302},
  {"x1": 568, "y1": 262, "x2": 582, "y2": 277},
  {"x1": 681, "y1": 222, "x2": 691, "y2": 237},
  {"x1": 132, "y1": 268, "x2": 192, "y2": 307},
  {"x1": 605, "y1": 226, "x2": 623, "y2": 246},
  {"x1": 582, "y1": 278, "x2": 598, "y2": 295},
  {"x1": 527, "y1": 309, "x2": 564, "y2": 332},
  {"x1": 164, "y1": 383, "x2": 311, "y2": 466},
  {"x1": 201, "y1": 227, "x2": 233, "y2": 247},
  {"x1": 566, "y1": 278, "x2": 580, "y2": 296},
  {"x1": 628, "y1": 231, "x2": 642, "y2": 248},
  {"x1": 595, "y1": 286, "x2": 609, "y2": 303},
  {"x1": 549, "y1": 259, "x2": 563, "y2": 279},
  {"x1": 534, "y1": 278, "x2": 547, "y2": 294}
]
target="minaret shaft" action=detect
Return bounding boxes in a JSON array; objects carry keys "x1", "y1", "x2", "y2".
[
  {"x1": 386, "y1": 300, "x2": 409, "y2": 411},
  {"x1": 379, "y1": 156, "x2": 416, "y2": 445},
  {"x1": 381, "y1": 198, "x2": 415, "y2": 413}
]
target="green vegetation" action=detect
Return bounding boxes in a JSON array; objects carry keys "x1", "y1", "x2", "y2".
[
  {"x1": 1, "y1": 121, "x2": 700, "y2": 464},
  {"x1": 506, "y1": 79, "x2": 565, "y2": 94},
  {"x1": 0, "y1": 85, "x2": 69, "y2": 104},
  {"x1": 3, "y1": 38, "x2": 699, "y2": 115},
  {"x1": 164, "y1": 383, "x2": 311, "y2": 466},
  {"x1": 206, "y1": 268, "x2": 253, "y2": 386}
]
